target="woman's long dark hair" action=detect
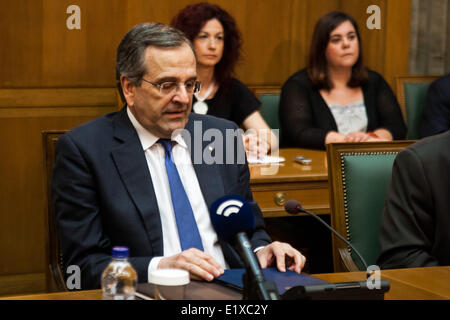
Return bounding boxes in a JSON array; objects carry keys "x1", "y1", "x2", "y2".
[
  {"x1": 171, "y1": 2, "x2": 242, "y2": 88},
  {"x1": 307, "y1": 11, "x2": 368, "y2": 90}
]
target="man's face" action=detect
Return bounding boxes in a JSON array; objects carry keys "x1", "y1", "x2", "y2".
[{"x1": 124, "y1": 43, "x2": 197, "y2": 138}]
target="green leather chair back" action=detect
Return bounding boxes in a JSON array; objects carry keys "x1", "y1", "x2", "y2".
[
  {"x1": 403, "y1": 82, "x2": 432, "y2": 139},
  {"x1": 342, "y1": 153, "x2": 398, "y2": 270},
  {"x1": 258, "y1": 93, "x2": 281, "y2": 131},
  {"x1": 327, "y1": 141, "x2": 414, "y2": 272}
]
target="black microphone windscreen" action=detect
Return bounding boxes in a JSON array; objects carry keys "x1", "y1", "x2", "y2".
[
  {"x1": 285, "y1": 199, "x2": 301, "y2": 214},
  {"x1": 209, "y1": 195, "x2": 255, "y2": 242}
]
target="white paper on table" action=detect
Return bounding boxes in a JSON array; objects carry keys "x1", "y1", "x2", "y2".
[{"x1": 247, "y1": 156, "x2": 286, "y2": 164}]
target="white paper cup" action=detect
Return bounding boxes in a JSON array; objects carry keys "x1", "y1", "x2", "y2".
[{"x1": 150, "y1": 269, "x2": 190, "y2": 300}]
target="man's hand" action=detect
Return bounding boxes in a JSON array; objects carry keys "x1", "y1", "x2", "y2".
[
  {"x1": 256, "y1": 241, "x2": 306, "y2": 274},
  {"x1": 158, "y1": 248, "x2": 224, "y2": 281}
]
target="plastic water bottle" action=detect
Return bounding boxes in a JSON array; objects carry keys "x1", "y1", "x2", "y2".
[{"x1": 101, "y1": 246, "x2": 138, "y2": 300}]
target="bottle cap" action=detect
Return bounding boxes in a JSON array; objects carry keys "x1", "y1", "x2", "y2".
[
  {"x1": 150, "y1": 269, "x2": 189, "y2": 286},
  {"x1": 112, "y1": 246, "x2": 129, "y2": 258}
]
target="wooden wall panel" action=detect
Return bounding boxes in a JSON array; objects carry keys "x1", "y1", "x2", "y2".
[
  {"x1": 0, "y1": 0, "x2": 43, "y2": 87},
  {"x1": 0, "y1": 0, "x2": 410, "y2": 88},
  {"x1": 41, "y1": 0, "x2": 128, "y2": 86},
  {"x1": 234, "y1": 0, "x2": 303, "y2": 84},
  {"x1": 0, "y1": 0, "x2": 411, "y2": 296},
  {"x1": 384, "y1": 0, "x2": 412, "y2": 90},
  {"x1": 0, "y1": 88, "x2": 117, "y2": 296}
]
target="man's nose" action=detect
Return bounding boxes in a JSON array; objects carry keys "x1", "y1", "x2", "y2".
[{"x1": 172, "y1": 85, "x2": 190, "y2": 104}]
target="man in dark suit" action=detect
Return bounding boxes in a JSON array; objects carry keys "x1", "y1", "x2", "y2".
[
  {"x1": 420, "y1": 74, "x2": 450, "y2": 138},
  {"x1": 378, "y1": 131, "x2": 450, "y2": 268},
  {"x1": 52, "y1": 23, "x2": 305, "y2": 290}
]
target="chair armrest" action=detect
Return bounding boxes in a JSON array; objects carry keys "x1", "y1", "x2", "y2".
[{"x1": 338, "y1": 248, "x2": 360, "y2": 272}]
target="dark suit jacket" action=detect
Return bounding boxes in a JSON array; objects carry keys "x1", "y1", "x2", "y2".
[
  {"x1": 420, "y1": 74, "x2": 450, "y2": 138},
  {"x1": 52, "y1": 107, "x2": 271, "y2": 289},
  {"x1": 279, "y1": 69, "x2": 407, "y2": 149},
  {"x1": 377, "y1": 131, "x2": 450, "y2": 268}
]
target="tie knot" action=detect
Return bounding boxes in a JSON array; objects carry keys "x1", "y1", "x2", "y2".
[
  {"x1": 158, "y1": 138, "x2": 172, "y2": 150},
  {"x1": 158, "y1": 139, "x2": 174, "y2": 156}
]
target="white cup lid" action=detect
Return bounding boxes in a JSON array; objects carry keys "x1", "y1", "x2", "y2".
[{"x1": 150, "y1": 268, "x2": 190, "y2": 286}]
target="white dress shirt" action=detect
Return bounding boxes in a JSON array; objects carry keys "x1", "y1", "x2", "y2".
[{"x1": 126, "y1": 108, "x2": 227, "y2": 282}]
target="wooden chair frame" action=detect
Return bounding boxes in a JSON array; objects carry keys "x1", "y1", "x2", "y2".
[
  {"x1": 326, "y1": 141, "x2": 415, "y2": 272},
  {"x1": 42, "y1": 130, "x2": 68, "y2": 291}
]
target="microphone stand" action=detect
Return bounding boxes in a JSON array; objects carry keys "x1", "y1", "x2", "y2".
[
  {"x1": 296, "y1": 206, "x2": 368, "y2": 271},
  {"x1": 242, "y1": 271, "x2": 280, "y2": 300},
  {"x1": 235, "y1": 232, "x2": 280, "y2": 300}
]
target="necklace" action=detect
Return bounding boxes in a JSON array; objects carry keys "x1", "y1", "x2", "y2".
[{"x1": 193, "y1": 82, "x2": 215, "y2": 115}]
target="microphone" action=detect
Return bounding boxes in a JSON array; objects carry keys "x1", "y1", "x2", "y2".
[
  {"x1": 210, "y1": 195, "x2": 280, "y2": 300},
  {"x1": 284, "y1": 199, "x2": 368, "y2": 271}
]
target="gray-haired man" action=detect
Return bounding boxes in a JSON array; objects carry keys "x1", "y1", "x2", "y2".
[{"x1": 53, "y1": 23, "x2": 305, "y2": 289}]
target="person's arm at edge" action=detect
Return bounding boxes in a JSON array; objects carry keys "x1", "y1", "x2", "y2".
[
  {"x1": 372, "y1": 72, "x2": 407, "y2": 140},
  {"x1": 378, "y1": 148, "x2": 439, "y2": 268}
]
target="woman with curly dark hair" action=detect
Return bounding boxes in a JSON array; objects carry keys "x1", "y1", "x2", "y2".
[
  {"x1": 279, "y1": 11, "x2": 406, "y2": 149},
  {"x1": 172, "y1": 2, "x2": 277, "y2": 158}
]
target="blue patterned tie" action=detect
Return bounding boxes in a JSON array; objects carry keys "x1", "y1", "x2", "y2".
[{"x1": 158, "y1": 139, "x2": 204, "y2": 251}]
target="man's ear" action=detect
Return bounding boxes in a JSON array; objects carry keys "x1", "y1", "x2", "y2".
[{"x1": 121, "y1": 75, "x2": 136, "y2": 107}]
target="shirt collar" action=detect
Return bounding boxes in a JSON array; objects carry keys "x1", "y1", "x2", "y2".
[{"x1": 126, "y1": 107, "x2": 188, "y2": 151}]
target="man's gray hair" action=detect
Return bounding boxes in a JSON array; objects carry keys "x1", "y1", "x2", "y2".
[{"x1": 116, "y1": 22, "x2": 195, "y2": 102}]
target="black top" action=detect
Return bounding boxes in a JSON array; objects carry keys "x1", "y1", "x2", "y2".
[
  {"x1": 279, "y1": 69, "x2": 407, "y2": 149},
  {"x1": 192, "y1": 78, "x2": 261, "y2": 126},
  {"x1": 420, "y1": 73, "x2": 450, "y2": 138},
  {"x1": 378, "y1": 131, "x2": 450, "y2": 268}
]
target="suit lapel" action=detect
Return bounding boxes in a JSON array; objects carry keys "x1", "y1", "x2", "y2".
[
  {"x1": 183, "y1": 116, "x2": 242, "y2": 265},
  {"x1": 184, "y1": 115, "x2": 225, "y2": 209},
  {"x1": 108, "y1": 111, "x2": 228, "y2": 256},
  {"x1": 110, "y1": 108, "x2": 163, "y2": 255}
]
